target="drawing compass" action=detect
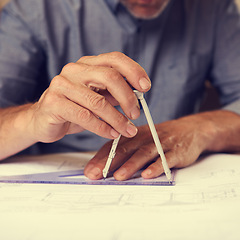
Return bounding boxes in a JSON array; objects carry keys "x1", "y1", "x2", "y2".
[{"x1": 102, "y1": 90, "x2": 172, "y2": 182}]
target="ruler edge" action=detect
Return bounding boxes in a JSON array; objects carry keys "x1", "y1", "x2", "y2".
[{"x1": 0, "y1": 169, "x2": 176, "y2": 186}]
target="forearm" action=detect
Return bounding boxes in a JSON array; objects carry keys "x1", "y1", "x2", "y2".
[
  {"x1": 185, "y1": 110, "x2": 240, "y2": 154},
  {"x1": 0, "y1": 104, "x2": 37, "y2": 160}
]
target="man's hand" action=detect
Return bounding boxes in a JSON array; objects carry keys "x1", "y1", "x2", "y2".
[
  {"x1": 29, "y1": 52, "x2": 151, "y2": 143},
  {"x1": 0, "y1": 52, "x2": 151, "y2": 160},
  {"x1": 84, "y1": 110, "x2": 240, "y2": 181}
]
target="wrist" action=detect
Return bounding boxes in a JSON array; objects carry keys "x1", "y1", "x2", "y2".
[
  {"x1": 0, "y1": 104, "x2": 38, "y2": 160},
  {"x1": 187, "y1": 110, "x2": 240, "y2": 153},
  {"x1": 12, "y1": 104, "x2": 38, "y2": 145}
]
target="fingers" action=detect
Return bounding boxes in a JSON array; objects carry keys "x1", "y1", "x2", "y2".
[
  {"x1": 47, "y1": 75, "x2": 138, "y2": 139},
  {"x1": 114, "y1": 147, "x2": 178, "y2": 181},
  {"x1": 84, "y1": 137, "x2": 140, "y2": 180},
  {"x1": 84, "y1": 139, "x2": 163, "y2": 181},
  {"x1": 84, "y1": 139, "x2": 176, "y2": 181},
  {"x1": 78, "y1": 52, "x2": 151, "y2": 92},
  {"x1": 84, "y1": 141, "x2": 113, "y2": 180},
  {"x1": 78, "y1": 52, "x2": 151, "y2": 120},
  {"x1": 34, "y1": 52, "x2": 151, "y2": 144},
  {"x1": 84, "y1": 118, "x2": 204, "y2": 181},
  {"x1": 141, "y1": 151, "x2": 176, "y2": 179},
  {"x1": 113, "y1": 143, "x2": 158, "y2": 180},
  {"x1": 43, "y1": 52, "x2": 152, "y2": 141},
  {"x1": 37, "y1": 92, "x2": 119, "y2": 141},
  {"x1": 60, "y1": 59, "x2": 144, "y2": 121}
]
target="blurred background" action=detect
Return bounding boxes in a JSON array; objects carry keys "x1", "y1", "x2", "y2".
[{"x1": 0, "y1": 0, "x2": 9, "y2": 9}]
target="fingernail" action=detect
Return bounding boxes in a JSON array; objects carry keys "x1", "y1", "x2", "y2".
[
  {"x1": 139, "y1": 77, "x2": 151, "y2": 90},
  {"x1": 117, "y1": 168, "x2": 127, "y2": 177},
  {"x1": 127, "y1": 122, "x2": 138, "y2": 137},
  {"x1": 130, "y1": 107, "x2": 140, "y2": 120},
  {"x1": 88, "y1": 167, "x2": 101, "y2": 179},
  {"x1": 145, "y1": 169, "x2": 152, "y2": 176},
  {"x1": 110, "y1": 128, "x2": 120, "y2": 138}
]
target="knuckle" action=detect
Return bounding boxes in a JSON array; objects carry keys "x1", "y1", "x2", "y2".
[
  {"x1": 50, "y1": 75, "x2": 73, "y2": 93},
  {"x1": 60, "y1": 62, "x2": 76, "y2": 75},
  {"x1": 88, "y1": 94, "x2": 107, "y2": 110},
  {"x1": 93, "y1": 121, "x2": 108, "y2": 134},
  {"x1": 162, "y1": 135, "x2": 175, "y2": 146},
  {"x1": 102, "y1": 68, "x2": 120, "y2": 82},
  {"x1": 114, "y1": 113, "x2": 127, "y2": 127},
  {"x1": 108, "y1": 51, "x2": 126, "y2": 61},
  {"x1": 78, "y1": 56, "x2": 91, "y2": 62},
  {"x1": 50, "y1": 75, "x2": 65, "y2": 88},
  {"x1": 76, "y1": 108, "x2": 92, "y2": 123}
]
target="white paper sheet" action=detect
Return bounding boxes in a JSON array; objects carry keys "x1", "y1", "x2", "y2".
[{"x1": 0, "y1": 153, "x2": 240, "y2": 240}]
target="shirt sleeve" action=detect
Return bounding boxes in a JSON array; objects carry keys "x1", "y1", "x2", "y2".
[
  {"x1": 209, "y1": 0, "x2": 240, "y2": 114},
  {"x1": 0, "y1": 1, "x2": 46, "y2": 108}
]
